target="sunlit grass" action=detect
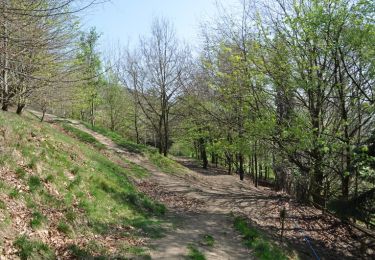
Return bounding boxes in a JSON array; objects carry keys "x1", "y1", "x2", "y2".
[
  {"x1": 0, "y1": 111, "x2": 167, "y2": 257},
  {"x1": 233, "y1": 216, "x2": 287, "y2": 260}
]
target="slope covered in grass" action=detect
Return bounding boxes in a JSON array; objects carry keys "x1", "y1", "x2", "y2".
[
  {"x1": 0, "y1": 112, "x2": 165, "y2": 259},
  {"x1": 83, "y1": 123, "x2": 187, "y2": 175}
]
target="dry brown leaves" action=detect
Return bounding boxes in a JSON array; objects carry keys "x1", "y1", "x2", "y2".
[
  {"x1": 0, "y1": 166, "x2": 142, "y2": 259},
  {"x1": 137, "y1": 181, "x2": 205, "y2": 212}
]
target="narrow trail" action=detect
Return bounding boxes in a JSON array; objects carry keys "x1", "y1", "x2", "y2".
[
  {"x1": 30, "y1": 110, "x2": 375, "y2": 259},
  {"x1": 72, "y1": 126, "x2": 253, "y2": 259},
  {"x1": 30, "y1": 111, "x2": 252, "y2": 259}
]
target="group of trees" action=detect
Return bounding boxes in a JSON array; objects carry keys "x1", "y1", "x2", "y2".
[
  {"x1": 0, "y1": 0, "x2": 103, "y2": 116},
  {"x1": 181, "y1": 0, "x2": 374, "y2": 223},
  {"x1": 2, "y1": 0, "x2": 373, "y2": 226}
]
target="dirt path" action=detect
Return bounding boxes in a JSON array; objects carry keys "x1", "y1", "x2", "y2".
[
  {"x1": 28, "y1": 110, "x2": 252, "y2": 259},
  {"x1": 29, "y1": 110, "x2": 375, "y2": 260},
  {"x1": 71, "y1": 128, "x2": 253, "y2": 259}
]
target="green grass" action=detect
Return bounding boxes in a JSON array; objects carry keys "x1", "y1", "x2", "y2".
[
  {"x1": 120, "y1": 245, "x2": 150, "y2": 257},
  {"x1": 83, "y1": 123, "x2": 146, "y2": 154},
  {"x1": 14, "y1": 235, "x2": 55, "y2": 260},
  {"x1": 0, "y1": 199, "x2": 6, "y2": 209},
  {"x1": 28, "y1": 175, "x2": 42, "y2": 192},
  {"x1": 0, "y1": 111, "x2": 168, "y2": 258},
  {"x1": 27, "y1": 157, "x2": 38, "y2": 170},
  {"x1": 57, "y1": 220, "x2": 72, "y2": 234},
  {"x1": 147, "y1": 150, "x2": 186, "y2": 174},
  {"x1": 9, "y1": 188, "x2": 20, "y2": 199},
  {"x1": 201, "y1": 234, "x2": 215, "y2": 247},
  {"x1": 62, "y1": 124, "x2": 105, "y2": 149},
  {"x1": 15, "y1": 167, "x2": 27, "y2": 179},
  {"x1": 187, "y1": 244, "x2": 206, "y2": 260},
  {"x1": 83, "y1": 122, "x2": 186, "y2": 175},
  {"x1": 30, "y1": 211, "x2": 46, "y2": 229},
  {"x1": 233, "y1": 217, "x2": 287, "y2": 260},
  {"x1": 67, "y1": 241, "x2": 122, "y2": 259},
  {"x1": 65, "y1": 208, "x2": 77, "y2": 223}
]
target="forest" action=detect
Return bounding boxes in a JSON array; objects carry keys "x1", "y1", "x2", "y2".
[{"x1": 0, "y1": 0, "x2": 374, "y2": 259}]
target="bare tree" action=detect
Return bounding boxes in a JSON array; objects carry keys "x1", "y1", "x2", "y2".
[{"x1": 137, "y1": 17, "x2": 192, "y2": 156}]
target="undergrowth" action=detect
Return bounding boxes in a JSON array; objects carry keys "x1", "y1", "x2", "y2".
[{"x1": 233, "y1": 216, "x2": 288, "y2": 260}]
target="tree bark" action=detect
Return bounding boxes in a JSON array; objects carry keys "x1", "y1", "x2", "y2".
[
  {"x1": 199, "y1": 137, "x2": 208, "y2": 169},
  {"x1": 239, "y1": 153, "x2": 244, "y2": 181},
  {"x1": 16, "y1": 103, "x2": 25, "y2": 115},
  {"x1": 1, "y1": 1, "x2": 9, "y2": 111}
]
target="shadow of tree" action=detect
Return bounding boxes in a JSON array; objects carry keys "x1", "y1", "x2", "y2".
[{"x1": 174, "y1": 158, "x2": 374, "y2": 260}]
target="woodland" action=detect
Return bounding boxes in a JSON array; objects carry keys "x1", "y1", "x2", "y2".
[{"x1": 0, "y1": 0, "x2": 374, "y2": 258}]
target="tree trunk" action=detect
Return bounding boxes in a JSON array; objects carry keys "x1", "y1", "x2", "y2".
[
  {"x1": 90, "y1": 97, "x2": 95, "y2": 127},
  {"x1": 163, "y1": 111, "x2": 168, "y2": 157},
  {"x1": 41, "y1": 108, "x2": 46, "y2": 122},
  {"x1": 1, "y1": 2, "x2": 9, "y2": 112},
  {"x1": 239, "y1": 153, "x2": 244, "y2": 181},
  {"x1": 211, "y1": 152, "x2": 215, "y2": 164},
  {"x1": 341, "y1": 175, "x2": 350, "y2": 199},
  {"x1": 16, "y1": 104, "x2": 25, "y2": 115},
  {"x1": 134, "y1": 111, "x2": 140, "y2": 144},
  {"x1": 311, "y1": 152, "x2": 324, "y2": 205},
  {"x1": 199, "y1": 138, "x2": 208, "y2": 169},
  {"x1": 227, "y1": 153, "x2": 232, "y2": 174},
  {"x1": 254, "y1": 151, "x2": 258, "y2": 187},
  {"x1": 110, "y1": 107, "x2": 115, "y2": 131},
  {"x1": 158, "y1": 116, "x2": 163, "y2": 154}
]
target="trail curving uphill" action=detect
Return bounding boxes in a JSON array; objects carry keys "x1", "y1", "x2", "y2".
[
  {"x1": 71, "y1": 126, "x2": 253, "y2": 259},
  {"x1": 31, "y1": 110, "x2": 375, "y2": 260}
]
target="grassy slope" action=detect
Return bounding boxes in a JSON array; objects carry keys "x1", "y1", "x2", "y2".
[
  {"x1": 82, "y1": 123, "x2": 187, "y2": 175},
  {"x1": 0, "y1": 112, "x2": 165, "y2": 259}
]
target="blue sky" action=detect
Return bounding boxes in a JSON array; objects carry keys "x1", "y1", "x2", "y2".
[{"x1": 82, "y1": 0, "x2": 239, "y2": 53}]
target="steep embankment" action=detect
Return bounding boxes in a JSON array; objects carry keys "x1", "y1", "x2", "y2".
[{"x1": 0, "y1": 111, "x2": 164, "y2": 259}]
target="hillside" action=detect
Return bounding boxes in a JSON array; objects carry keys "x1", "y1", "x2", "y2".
[
  {"x1": 1, "y1": 110, "x2": 374, "y2": 260},
  {"x1": 0, "y1": 111, "x2": 165, "y2": 259}
]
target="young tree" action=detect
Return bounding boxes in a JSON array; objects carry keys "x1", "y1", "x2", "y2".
[{"x1": 74, "y1": 28, "x2": 102, "y2": 126}]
